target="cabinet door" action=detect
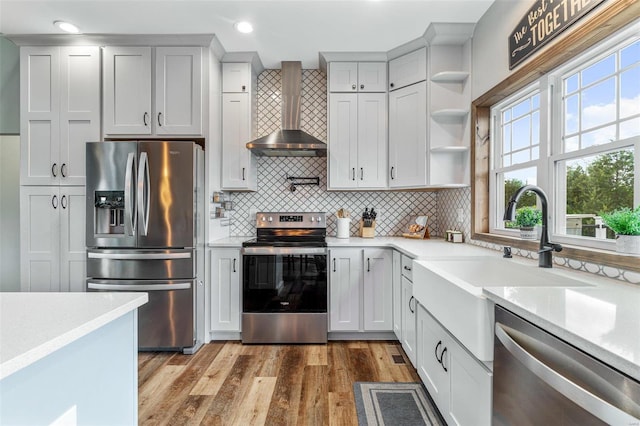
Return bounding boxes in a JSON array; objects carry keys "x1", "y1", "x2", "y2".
[
  {"x1": 363, "y1": 248, "x2": 392, "y2": 331},
  {"x1": 59, "y1": 187, "x2": 86, "y2": 292},
  {"x1": 103, "y1": 46, "x2": 152, "y2": 135},
  {"x1": 401, "y1": 276, "x2": 417, "y2": 366},
  {"x1": 328, "y1": 93, "x2": 358, "y2": 189},
  {"x1": 222, "y1": 63, "x2": 251, "y2": 93},
  {"x1": 357, "y1": 93, "x2": 387, "y2": 188},
  {"x1": 210, "y1": 249, "x2": 241, "y2": 331},
  {"x1": 392, "y1": 251, "x2": 402, "y2": 340},
  {"x1": 389, "y1": 83, "x2": 427, "y2": 188},
  {"x1": 221, "y1": 93, "x2": 256, "y2": 190},
  {"x1": 20, "y1": 47, "x2": 60, "y2": 186},
  {"x1": 155, "y1": 47, "x2": 202, "y2": 135},
  {"x1": 328, "y1": 62, "x2": 358, "y2": 92},
  {"x1": 59, "y1": 46, "x2": 100, "y2": 186},
  {"x1": 388, "y1": 48, "x2": 426, "y2": 91},
  {"x1": 448, "y1": 340, "x2": 492, "y2": 426},
  {"x1": 20, "y1": 186, "x2": 61, "y2": 292},
  {"x1": 358, "y1": 63, "x2": 387, "y2": 92},
  {"x1": 417, "y1": 304, "x2": 450, "y2": 413},
  {"x1": 329, "y1": 248, "x2": 362, "y2": 331}
]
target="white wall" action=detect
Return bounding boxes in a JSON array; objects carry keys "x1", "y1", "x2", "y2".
[
  {"x1": 0, "y1": 135, "x2": 20, "y2": 291},
  {"x1": 472, "y1": 0, "x2": 532, "y2": 99}
]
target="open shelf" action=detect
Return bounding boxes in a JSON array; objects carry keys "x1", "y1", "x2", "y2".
[
  {"x1": 431, "y1": 71, "x2": 469, "y2": 83},
  {"x1": 431, "y1": 109, "x2": 469, "y2": 118},
  {"x1": 430, "y1": 146, "x2": 469, "y2": 153}
]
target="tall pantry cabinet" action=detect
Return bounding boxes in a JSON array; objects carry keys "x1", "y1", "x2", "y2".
[{"x1": 19, "y1": 46, "x2": 100, "y2": 291}]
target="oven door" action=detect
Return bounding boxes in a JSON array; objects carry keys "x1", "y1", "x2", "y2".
[{"x1": 241, "y1": 246, "x2": 327, "y2": 313}]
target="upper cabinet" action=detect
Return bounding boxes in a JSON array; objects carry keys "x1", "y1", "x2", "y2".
[
  {"x1": 20, "y1": 46, "x2": 100, "y2": 186},
  {"x1": 388, "y1": 48, "x2": 426, "y2": 91},
  {"x1": 426, "y1": 24, "x2": 473, "y2": 187},
  {"x1": 329, "y1": 62, "x2": 387, "y2": 92},
  {"x1": 103, "y1": 46, "x2": 202, "y2": 136},
  {"x1": 221, "y1": 62, "x2": 257, "y2": 191}
]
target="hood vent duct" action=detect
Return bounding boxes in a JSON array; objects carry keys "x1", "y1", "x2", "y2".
[{"x1": 246, "y1": 61, "x2": 327, "y2": 157}]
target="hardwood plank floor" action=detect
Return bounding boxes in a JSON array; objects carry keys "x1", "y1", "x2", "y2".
[{"x1": 139, "y1": 341, "x2": 421, "y2": 425}]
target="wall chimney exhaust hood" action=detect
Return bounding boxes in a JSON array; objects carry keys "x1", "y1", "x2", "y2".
[{"x1": 246, "y1": 61, "x2": 327, "y2": 157}]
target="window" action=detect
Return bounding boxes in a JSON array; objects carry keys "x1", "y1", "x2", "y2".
[{"x1": 489, "y1": 22, "x2": 640, "y2": 250}]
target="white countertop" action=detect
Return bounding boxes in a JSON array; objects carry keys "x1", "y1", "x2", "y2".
[{"x1": 0, "y1": 292, "x2": 148, "y2": 380}]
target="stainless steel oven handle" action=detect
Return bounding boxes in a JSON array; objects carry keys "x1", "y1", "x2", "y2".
[
  {"x1": 88, "y1": 252, "x2": 191, "y2": 260},
  {"x1": 241, "y1": 247, "x2": 327, "y2": 256},
  {"x1": 88, "y1": 282, "x2": 191, "y2": 291},
  {"x1": 495, "y1": 323, "x2": 640, "y2": 424}
]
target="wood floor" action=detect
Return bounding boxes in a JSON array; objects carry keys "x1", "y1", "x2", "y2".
[{"x1": 138, "y1": 341, "x2": 421, "y2": 426}]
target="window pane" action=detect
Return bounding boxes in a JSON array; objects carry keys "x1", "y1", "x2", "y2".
[
  {"x1": 531, "y1": 146, "x2": 539, "y2": 159},
  {"x1": 620, "y1": 117, "x2": 640, "y2": 139},
  {"x1": 565, "y1": 73, "x2": 579, "y2": 94},
  {"x1": 621, "y1": 40, "x2": 640, "y2": 69},
  {"x1": 502, "y1": 168, "x2": 538, "y2": 224},
  {"x1": 532, "y1": 111, "x2": 540, "y2": 147},
  {"x1": 581, "y1": 54, "x2": 615, "y2": 86},
  {"x1": 532, "y1": 93, "x2": 540, "y2": 109},
  {"x1": 564, "y1": 135, "x2": 580, "y2": 153},
  {"x1": 503, "y1": 109, "x2": 511, "y2": 122},
  {"x1": 512, "y1": 149, "x2": 531, "y2": 165},
  {"x1": 565, "y1": 94, "x2": 579, "y2": 135},
  {"x1": 503, "y1": 154, "x2": 511, "y2": 167},
  {"x1": 620, "y1": 67, "x2": 640, "y2": 119},
  {"x1": 582, "y1": 125, "x2": 616, "y2": 149},
  {"x1": 512, "y1": 98, "x2": 531, "y2": 119},
  {"x1": 512, "y1": 116, "x2": 531, "y2": 151},
  {"x1": 560, "y1": 149, "x2": 634, "y2": 239},
  {"x1": 581, "y1": 77, "x2": 616, "y2": 130},
  {"x1": 503, "y1": 123, "x2": 511, "y2": 153}
]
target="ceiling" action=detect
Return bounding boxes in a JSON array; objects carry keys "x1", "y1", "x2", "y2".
[{"x1": 0, "y1": 0, "x2": 495, "y2": 69}]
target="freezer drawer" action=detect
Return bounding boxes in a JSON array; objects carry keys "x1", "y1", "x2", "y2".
[
  {"x1": 86, "y1": 249, "x2": 195, "y2": 280},
  {"x1": 87, "y1": 279, "x2": 194, "y2": 350}
]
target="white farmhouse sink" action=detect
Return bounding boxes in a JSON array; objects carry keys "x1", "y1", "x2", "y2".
[{"x1": 413, "y1": 256, "x2": 594, "y2": 362}]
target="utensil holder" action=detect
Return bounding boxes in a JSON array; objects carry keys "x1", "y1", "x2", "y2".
[
  {"x1": 337, "y1": 218, "x2": 351, "y2": 239},
  {"x1": 359, "y1": 220, "x2": 376, "y2": 238}
]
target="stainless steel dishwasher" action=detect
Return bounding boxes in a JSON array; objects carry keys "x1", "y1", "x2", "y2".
[{"x1": 493, "y1": 305, "x2": 640, "y2": 425}]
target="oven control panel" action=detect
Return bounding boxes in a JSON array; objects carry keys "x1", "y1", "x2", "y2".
[{"x1": 256, "y1": 212, "x2": 326, "y2": 228}]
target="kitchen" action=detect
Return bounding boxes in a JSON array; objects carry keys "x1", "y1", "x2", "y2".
[{"x1": 1, "y1": 0, "x2": 639, "y2": 425}]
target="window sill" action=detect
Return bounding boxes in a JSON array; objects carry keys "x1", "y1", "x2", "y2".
[{"x1": 471, "y1": 232, "x2": 640, "y2": 273}]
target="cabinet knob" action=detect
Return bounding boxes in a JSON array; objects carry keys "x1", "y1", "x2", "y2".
[
  {"x1": 61, "y1": 163, "x2": 67, "y2": 178},
  {"x1": 390, "y1": 83, "x2": 395, "y2": 88},
  {"x1": 360, "y1": 84, "x2": 364, "y2": 90},
  {"x1": 60, "y1": 195, "x2": 67, "y2": 209},
  {"x1": 352, "y1": 84, "x2": 356, "y2": 90},
  {"x1": 52, "y1": 195, "x2": 58, "y2": 209},
  {"x1": 157, "y1": 112, "x2": 162, "y2": 127},
  {"x1": 242, "y1": 85, "x2": 246, "y2": 91},
  {"x1": 143, "y1": 112, "x2": 149, "y2": 126},
  {"x1": 51, "y1": 163, "x2": 58, "y2": 178}
]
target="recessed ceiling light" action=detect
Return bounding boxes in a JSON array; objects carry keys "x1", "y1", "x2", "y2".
[
  {"x1": 54, "y1": 20, "x2": 80, "y2": 34},
  {"x1": 234, "y1": 21, "x2": 253, "y2": 34}
]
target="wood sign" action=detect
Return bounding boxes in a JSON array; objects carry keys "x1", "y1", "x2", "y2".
[{"x1": 509, "y1": 0, "x2": 607, "y2": 69}]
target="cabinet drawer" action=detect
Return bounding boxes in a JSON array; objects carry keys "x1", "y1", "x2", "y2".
[{"x1": 401, "y1": 255, "x2": 413, "y2": 281}]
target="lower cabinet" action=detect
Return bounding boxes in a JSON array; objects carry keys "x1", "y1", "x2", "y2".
[
  {"x1": 210, "y1": 248, "x2": 241, "y2": 332},
  {"x1": 392, "y1": 251, "x2": 402, "y2": 340},
  {"x1": 417, "y1": 303, "x2": 492, "y2": 426},
  {"x1": 401, "y1": 275, "x2": 417, "y2": 366},
  {"x1": 329, "y1": 247, "x2": 392, "y2": 332},
  {"x1": 20, "y1": 186, "x2": 86, "y2": 292}
]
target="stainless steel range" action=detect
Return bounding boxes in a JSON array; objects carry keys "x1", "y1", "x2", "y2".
[{"x1": 241, "y1": 212, "x2": 327, "y2": 344}]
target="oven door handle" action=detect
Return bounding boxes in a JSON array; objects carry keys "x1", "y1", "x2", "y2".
[
  {"x1": 241, "y1": 247, "x2": 327, "y2": 256},
  {"x1": 495, "y1": 323, "x2": 640, "y2": 424}
]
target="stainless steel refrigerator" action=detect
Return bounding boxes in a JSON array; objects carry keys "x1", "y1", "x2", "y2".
[{"x1": 85, "y1": 141, "x2": 204, "y2": 353}]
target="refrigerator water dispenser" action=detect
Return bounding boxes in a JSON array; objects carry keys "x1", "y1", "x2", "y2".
[{"x1": 94, "y1": 190, "x2": 125, "y2": 234}]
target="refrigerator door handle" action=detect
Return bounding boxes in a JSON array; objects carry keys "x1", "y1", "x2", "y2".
[
  {"x1": 137, "y1": 152, "x2": 150, "y2": 236},
  {"x1": 125, "y1": 152, "x2": 137, "y2": 235},
  {"x1": 88, "y1": 282, "x2": 192, "y2": 291},
  {"x1": 87, "y1": 252, "x2": 191, "y2": 260}
]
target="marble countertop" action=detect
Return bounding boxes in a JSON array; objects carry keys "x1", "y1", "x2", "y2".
[{"x1": 0, "y1": 292, "x2": 148, "y2": 380}]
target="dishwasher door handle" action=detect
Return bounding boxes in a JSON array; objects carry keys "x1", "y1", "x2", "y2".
[
  {"x1": 88, "y1": 282, "x2": 192, "y2": 291},
  {"x1": 495, "y1": 323, "x2": 640, "y2": 425}
]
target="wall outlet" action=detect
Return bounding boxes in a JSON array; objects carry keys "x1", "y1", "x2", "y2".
[
  {"x1": 456, "y1": 208, "x2": 464, "y2": 223},
  {"x1": 249, "y1": 207, "x2": 258, "y2": 221}
]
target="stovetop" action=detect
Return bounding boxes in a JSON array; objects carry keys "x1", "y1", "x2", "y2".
[{"x1": 243, "y1": 212, "x2": 327, "y2": 247}]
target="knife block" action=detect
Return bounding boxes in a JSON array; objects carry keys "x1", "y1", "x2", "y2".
[{"x1": 359, "y1": 220, "x2": 376, "y2": 238}]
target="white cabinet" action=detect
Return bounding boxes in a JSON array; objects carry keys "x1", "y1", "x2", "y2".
[
  {"x1": 401, "y1": 276, "x2": 417, "y2": 366},
  {"x1": 388, "y1": 82, "x2": 427, "y2": 188},
  {"x1": 417, "y1": 304, "x2": 492, "y2": 426},
  {"x1": 221, "y1": 62, "x2": 257, "y2": 191},
  {"x1": 392, "y1": 251, "x2": 402, "y2": 340},
  {"x1": 20, "y1": 186, "x2": 86, "y2": 292},
  {"x1": 210, "y1": 248, "x2": 241, "y2": 332},
  {"x1": 20, "y1": 46, "x2": 100, "y2": 186},
  {"x1": 363, "y1": 248, "x2": 392, "y2": 331},
  {"x1": 329, "y1": 248, "x2": 392, "y2": 332},
  {"x1": 328, "y1": 93, "x2": 387, "y2": 189},
  {"x1": 328, "y1": 62, "x2": 387, "y2": 93},
  {"x1": 103, "y1": 46, "x2": 202, "y2": 136},
  {"x1": 426, "y1": 25, "x2": 473, "y2": 187},
  {"x1": 329, "y1": 248, "x2": 361, "y2": 331},
  {"x1": 388, "y1": 48, "x2": 426, "y2": 91}
]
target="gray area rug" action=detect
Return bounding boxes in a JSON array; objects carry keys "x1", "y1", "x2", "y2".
[{"x1": 354, "y1": 382, "x2": 445, "y2": 426}]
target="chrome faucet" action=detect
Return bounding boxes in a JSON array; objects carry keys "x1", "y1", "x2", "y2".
[{"x1": 503, "y1": 185, "x2": 562, "y2": 268}]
